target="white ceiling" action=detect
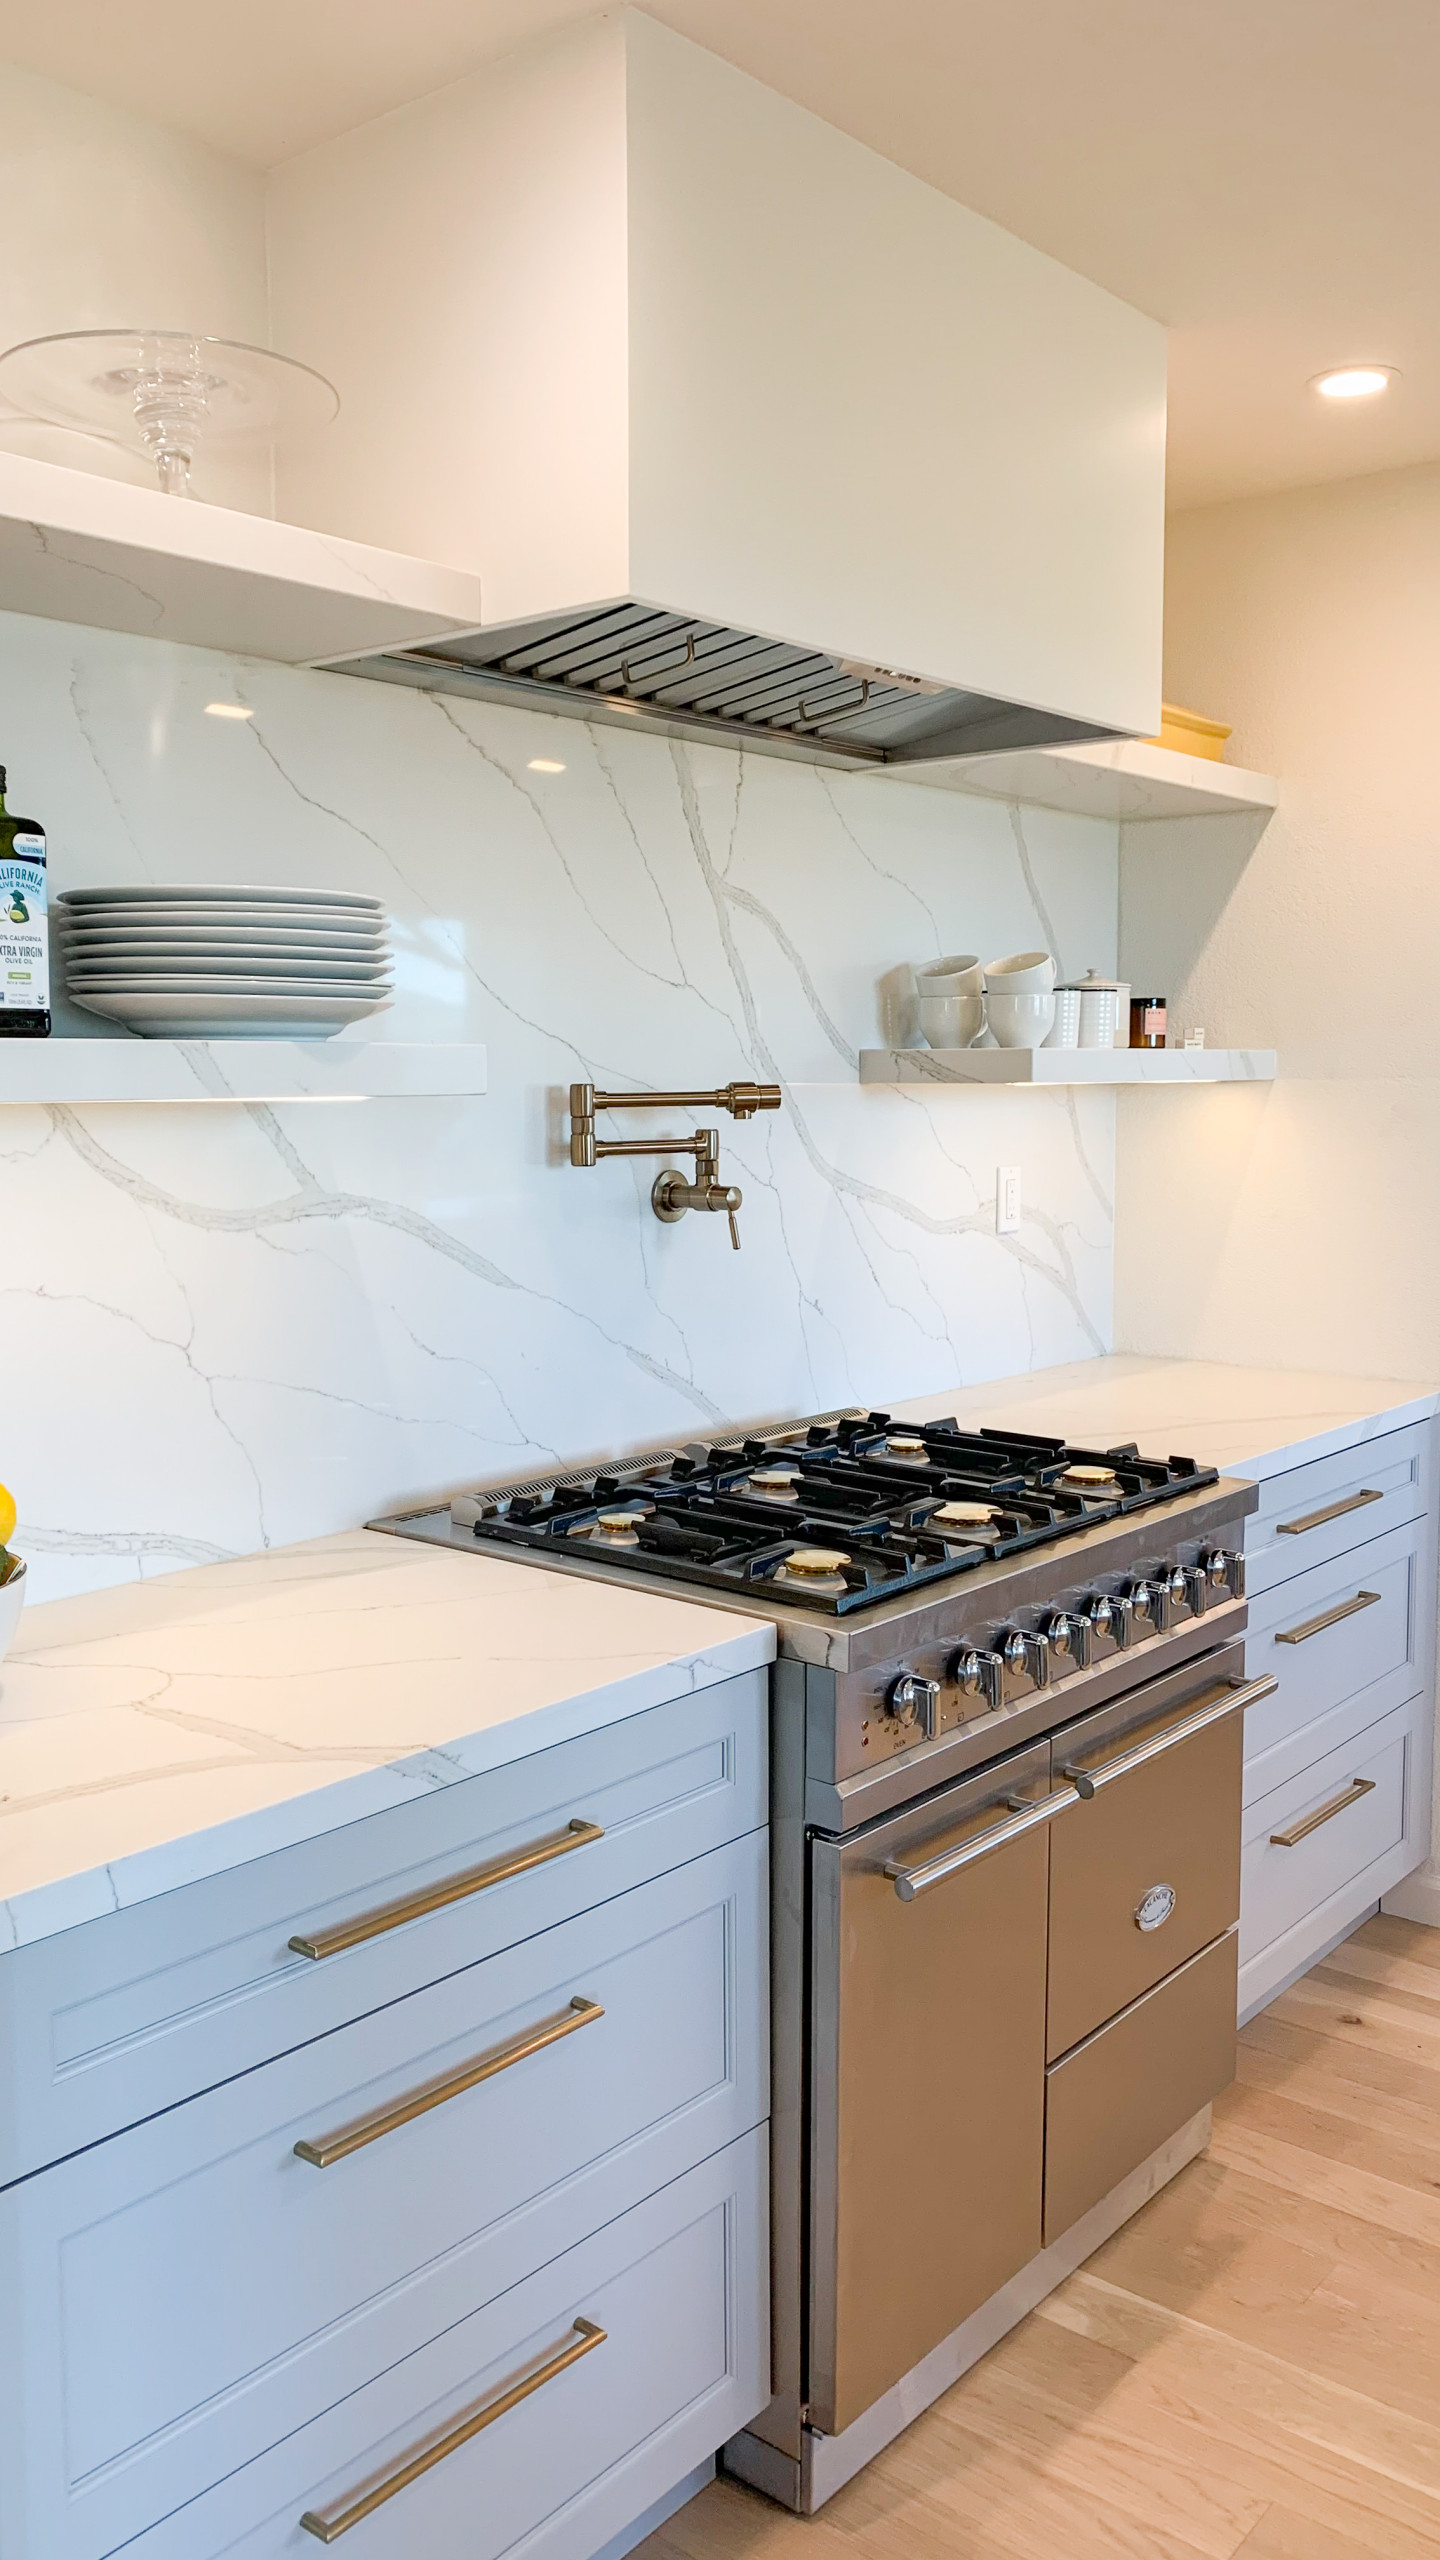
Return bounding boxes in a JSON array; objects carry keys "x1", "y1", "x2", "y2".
[{"x1": 2, "y1": 0, "x2": 1436, "y2": 510}]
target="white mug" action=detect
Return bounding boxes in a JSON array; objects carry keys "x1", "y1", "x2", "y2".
[
  {"x1": 988, "y1": 988, "x2": 1056, "y2": 1050},
  {"x1": 916, "y1": 953, "x2": 984, "y2": 999},
  {"x1": 919, "y1": 992, "x2": 985, "y2": 1049},
  {"x1": 984, "y1": 950, "x2": 1055, "y2": 996}
]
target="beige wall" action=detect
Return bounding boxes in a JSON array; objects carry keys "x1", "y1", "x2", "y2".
[
  {"x1": 1115, "y1": 460, "x2": 1440, "y2": 1919},
  {"x1": 1115, "y1": 460, "x2": 1440, "y2": 1377}
]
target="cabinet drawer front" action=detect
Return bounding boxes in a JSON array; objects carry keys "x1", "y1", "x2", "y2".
[
  {"x1": 117, "y1": 2128, "x2": 768, "y2": 2560},
  {"x1": 1044, "y1": 1930, "x2": 1237, "y2": 2245},
  {"x1": 0, "y1": 1671, "x2": 766, "y2": 2187},
  {"x1": 0, "y1": 1835, "x2": 766, "y2": 2560},
  {"x1": 1241, "y1": 1715, "x2": 1408, "y2": 1968},
  {"x1": 1245, "y1": 1424, "x2": 1428, "y2": 1596},
  {"x1": 1047, "y1": 1668, "x2": 1243, "y2": 2061},
  {"x1": 1242, "y1": 1522, "x2": 1421, "y2": 1786}
]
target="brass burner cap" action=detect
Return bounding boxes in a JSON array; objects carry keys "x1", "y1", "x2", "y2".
[
  {"x1": 1064, "y1": 1464, "x2": 1117, "y2": 1488},
  {"x1": 932, "y1": 1500, "x2": 997, "y2": 1527},
  {"x1": 749, "y1": 1467, "x2": 800, "y2": 1491},
  {"x1": 886, "y1": 1435, "x2": 928, "y2": 1457},
  {"x1": 784, "y1": 1546, "x2": 852, "y2": 1577},
  {"x1": 595, "y1": 1509, "x2": 648, "y2": 1533}
]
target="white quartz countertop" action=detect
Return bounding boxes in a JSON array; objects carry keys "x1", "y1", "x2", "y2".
[
  {"x1": 887, "y1": 1354, "x2": 1438, "y2": 1480},
  {"x1": 0, "y1": 1530, "x2": 774, "y2": 1952}
]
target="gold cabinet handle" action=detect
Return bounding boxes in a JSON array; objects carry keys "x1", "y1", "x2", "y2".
[
  {"x1": 1274, "y1": 1590, "x2": 1380, "y2": 1647},
  {"x1": 885, "y1": 1784, "x2": 1079, "y2": 1901},
  {"x1": 1276, "y1": 1487, "x2": 1383, "y2": 1537},
  {"x1": 294, "y1": 1996, "x2": 603, "y2": 2168},
  {"x1": 1062, "y1": 1671, "x2": 1279, "y2": 1800},
  {"x1": 1269, "y1": 1776, "x2": 1377, "y2": 1848},
  {"x1": 299, "y1": 2317, "x2": 607, "y2": 2540},
  {"x1": 289, "y1": 1818, "x2": 604, "y2": 1960}
]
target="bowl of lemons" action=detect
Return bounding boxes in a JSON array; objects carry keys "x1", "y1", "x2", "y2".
[{"x1": 0, "y1": 1481, "x2": 24, "y2": 1667}]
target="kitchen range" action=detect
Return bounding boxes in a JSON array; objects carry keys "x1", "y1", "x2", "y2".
[{"x1": 380, "y1": 1406, "x2": 1274, "y2": 2512}]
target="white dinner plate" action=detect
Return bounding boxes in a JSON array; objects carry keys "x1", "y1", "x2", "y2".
[
  {"x1": 59, "y1": 884, "x2": 384, "y2": 912},
  {"x1": 66, "y1": 955, "x2": 391, "y2": 984},
  {"x1": 67, "y1": 973, "x2": 393, "y2": 994},
  {"x1": 60, "y1": 924, "x2": 389, "y2": 954},
  {"x1": 68, "y1": 988, "x2": 392, "y2": 1037},
  {"x1": 57, "y1": 906, "x2": 389, "y2": 936}
]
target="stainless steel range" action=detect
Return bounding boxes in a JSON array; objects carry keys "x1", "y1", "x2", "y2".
[{"x1": 377, "y1": 1406, "x2": 1273, "y2": 2512}]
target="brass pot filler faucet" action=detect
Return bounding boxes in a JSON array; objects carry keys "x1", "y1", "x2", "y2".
[{"x1": 568, "y1": 1079, "x2": 782, "y2": 1249}]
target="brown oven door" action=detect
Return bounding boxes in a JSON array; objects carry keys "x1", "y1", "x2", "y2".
[{"x1": 807, "y1": 1738, "x2": 1069, "y2": 2439}]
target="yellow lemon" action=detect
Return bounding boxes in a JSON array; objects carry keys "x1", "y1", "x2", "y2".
[{"x1": 0, "y1": 1483, "x2": 15, "y2": 1547}]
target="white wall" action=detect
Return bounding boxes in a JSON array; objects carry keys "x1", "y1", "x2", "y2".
[
  {"x1": 0, "y1": 608, "x2": 1118, "y2": 1605},
  {"x1": 1115, "y1": 458, "x2": 1440, "y2": 1919},
  {"x1": 0, "y1": 63, "x2": 269, "y2": 509}
]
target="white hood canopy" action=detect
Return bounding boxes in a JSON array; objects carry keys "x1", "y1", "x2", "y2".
[{"x1": 268, "y1": 12, "x2": 1167, "y2": 767}]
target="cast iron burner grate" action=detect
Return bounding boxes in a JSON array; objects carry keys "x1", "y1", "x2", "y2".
[{"x1": 449, "y1": 1412, "x2": 1219, "y2": 1614}]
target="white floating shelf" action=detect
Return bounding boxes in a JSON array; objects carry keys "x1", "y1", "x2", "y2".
[
  {"x1": 0, "y1": 452, "x2": 483, "y2": 665},
  {"x1": 859, "y1": 1047, "x2": 1276, "y2": 1087},
  {"x1": 0, "y1": 1041, "x2": 488, "y2": 1105},
  {"x1": 916, "y1": 737, "x2": 1279, "y2": 823}
]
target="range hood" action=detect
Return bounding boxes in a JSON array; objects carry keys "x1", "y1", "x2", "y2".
[
  {"x1": 355, "y1": 606, "x2": 1117, "y2": 770},
  {"x1": 268, "y1": 13, "x2": 1166, "y2": 769}
]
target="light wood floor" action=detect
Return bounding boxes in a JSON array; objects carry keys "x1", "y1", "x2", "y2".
[{"x1": 637, "y1": 1915, "x2": 1440, "y2": 2560}]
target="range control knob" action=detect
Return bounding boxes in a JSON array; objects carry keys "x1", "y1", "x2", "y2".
[
  {"x1": 885, "y1": 1672, "x2": 940, "y2": 1737},
  {"x1": 1083, "y1": 1593, "x2": 1116, "y2": 1645},
  {"x1": 998, "y1": 1626, "x2": 1051, "y2": 1690},
  {"x1": 1164, "y1": 1566, "x2": 1190, "y2": 1617},
  {"x1": 950, "y1": 1646, "x2": 1004, "y2": 1711},
  {"x1": 1043, "y1": 1611, "x2": 1091, "y2": 1671},
  {"x1": 1129, "y1": 1578, "x2": 1169, "y2": 1634},
  {"x1": 1201, "y1": 1548, "x2": 1246, "y2": 1599},
  {"x1": 1182, "y1": 1564, "x2": 1211, "y2": 1615}
]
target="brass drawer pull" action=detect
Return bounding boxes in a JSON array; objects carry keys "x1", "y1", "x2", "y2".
[
  {"x1": 289, "y1": 1818, "x2": 604, "y2": 1960},
  {"x1": 1274, "y1": 1590, "x2": 1380, "y2": 1647},
  {"x1": 294, "y1": 1996, "x2": 603, "y2": 2168},
  {"x1": 1269, "y1": 1776, "x2": 1378, "y2": 1848},
  {"x1": 1062, "y1": 1672, "x2": 1279, "y2": 1799},
  {"x1": 1276, "y1": 1487, "x2": 1383, "y2": 1537},
  {"x1": 299, "y1": 2317, "x2": 607, "y2": 2540},
  {"x1": 886, "y1": 1784, "x2": 1079, "y2": 1901}
]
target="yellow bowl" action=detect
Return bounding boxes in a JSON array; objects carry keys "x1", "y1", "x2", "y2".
[{"x1": 1146, "y1": 703, "x2": 1232, "y2": 762}]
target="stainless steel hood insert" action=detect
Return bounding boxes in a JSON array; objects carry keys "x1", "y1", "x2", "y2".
[{"x1": 334, "y1": 600, "x2": 1120, "y2": 769}]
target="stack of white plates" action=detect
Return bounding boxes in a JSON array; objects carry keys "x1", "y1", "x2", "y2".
[{"x1": 58, "y1": 886, "x2": 394, "y2": 1037}]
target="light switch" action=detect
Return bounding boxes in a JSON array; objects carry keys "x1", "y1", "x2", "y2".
[{"x1": 997, "y1": 1165, "x2": 1022, "y2": 1234}]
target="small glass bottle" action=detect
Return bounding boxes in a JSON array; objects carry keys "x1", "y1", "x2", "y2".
[
  {"x1": 0, "y1": 767, "x2": 50, "y2": 1038},
  {"x1": 1129, "y1": 993, "x2": 1167, "y2": 1050}
]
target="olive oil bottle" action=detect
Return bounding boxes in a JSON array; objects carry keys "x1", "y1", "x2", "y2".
[{"x1": 0, "y1": 767, "x2": 50, "y2": 1037}]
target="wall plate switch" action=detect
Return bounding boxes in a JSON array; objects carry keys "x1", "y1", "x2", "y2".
[{"x1": 997, "y1": 1165, "x2": 1022, "y2": 1234}]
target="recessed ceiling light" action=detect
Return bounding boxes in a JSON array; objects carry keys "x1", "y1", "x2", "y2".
[
  {"x1": 527, "y1": 757, "x2": 565, "y2": 772},
  {"x1": 204, "y1": 701, "x2": 254, "y2": 719},
  {"x1": 1311, "y1": 366, "x2": 1397, "y2": 401}
]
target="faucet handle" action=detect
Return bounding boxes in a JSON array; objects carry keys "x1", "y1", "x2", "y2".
[{"x1": 728, "y1": 1204, "x2": 741, "y2": 1250}]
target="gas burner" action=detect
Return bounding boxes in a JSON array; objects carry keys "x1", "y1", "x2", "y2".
[
  {"x1": 884, "y1": 1434, "x2": 930, "y2": 1461},
  {"x1": 776, "y1": 1547, "x2": 853, "y2": 1587},
  {"x1": 1060, "y1": 1464, "x2": 1118, "y2": 1490},
  {"x1": 931, "y1": 1500, "x2": 999, "y2": 1529},
  {"x1": 570, "y1": 1507, "x2": 650, "y2": 1546},
  {"x1": 747, "y1": 1468, "x2": 802, "y2": 1501}
]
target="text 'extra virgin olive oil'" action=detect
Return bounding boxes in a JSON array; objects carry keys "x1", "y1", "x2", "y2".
[{"x1": 0, "y1": 767, "x2": 50, "y2": 1037}]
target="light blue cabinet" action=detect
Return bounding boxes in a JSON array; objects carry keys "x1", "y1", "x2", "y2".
[{"x1": 0, "y1": 1672, "x2": 771, "y2": 2560}]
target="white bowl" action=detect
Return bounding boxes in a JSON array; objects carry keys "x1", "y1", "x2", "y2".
[
  {"x1": 987, "y1": 988, "x2": 1057, "y2": 1049},
  {"x1": 0, "y1": 1557, "x2": 26, "y2": 1667},
  {"x1": 985, "y1": 950, "x2": 1056, "y2": 994},
  {"x1": 915, "y1": 952, "x2": 983, "y2": 999}
]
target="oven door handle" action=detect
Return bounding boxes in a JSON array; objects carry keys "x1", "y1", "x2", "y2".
[
  {"x1": 883, "y1": 1784, "x2": 1080, "y2": 1901},
  {"x1": 1061, "y1": 1671, "x2": 1278, "y2": 1800}
]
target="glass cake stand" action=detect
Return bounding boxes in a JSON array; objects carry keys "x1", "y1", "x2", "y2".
[{"x1": 0, "y1": 329, "x2": 339, "y2": 496}]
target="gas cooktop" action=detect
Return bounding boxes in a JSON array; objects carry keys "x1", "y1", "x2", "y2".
[{"x1": 386, "y1": 1411, "x2": 1220, "y2": 1617}]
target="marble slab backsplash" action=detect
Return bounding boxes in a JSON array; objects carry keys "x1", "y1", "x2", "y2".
[{"x1": 0, "y1": 609, "x2": 1119, "y2": 1602}]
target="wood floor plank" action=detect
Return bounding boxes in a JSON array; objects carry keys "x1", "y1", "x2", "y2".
[
  {"x1": 1218, "y1": 2072, "x2": 1440, "y2": 2198},
  {"x1": 630, "y1": 1915, "x2": 1440, "y2": 2560}
]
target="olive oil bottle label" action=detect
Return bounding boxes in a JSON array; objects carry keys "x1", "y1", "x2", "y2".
[{"x1": 0, "y1": 838, "x2": 49, "y2": 1013}]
